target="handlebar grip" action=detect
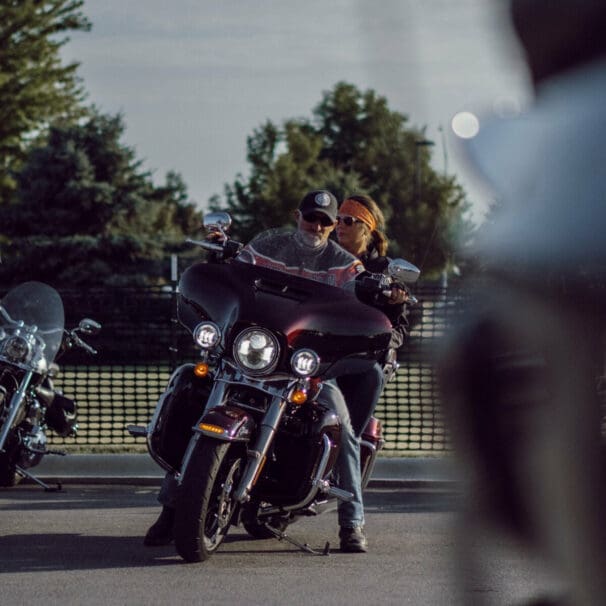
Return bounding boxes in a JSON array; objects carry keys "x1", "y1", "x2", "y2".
[{"x1": 71, "y1": 333, "x2": 97, "y2": 355}]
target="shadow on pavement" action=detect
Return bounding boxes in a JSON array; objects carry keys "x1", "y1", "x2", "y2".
[{"x1": 0, "y1": 484, "x2": 458, "y2": 573}]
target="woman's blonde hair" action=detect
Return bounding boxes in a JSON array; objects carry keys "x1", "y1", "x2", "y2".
[{"x1": 343, "y1": 194, "x2": 389, "y2": 256}]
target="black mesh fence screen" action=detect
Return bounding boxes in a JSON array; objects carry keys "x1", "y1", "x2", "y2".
[{"x1": 20, "y1": 282, "x2": 462, "y2": 454}]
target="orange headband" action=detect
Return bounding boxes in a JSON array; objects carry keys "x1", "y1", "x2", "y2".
[{"x1": 339, "y1": 199, "x2": 377, "y2": 231}]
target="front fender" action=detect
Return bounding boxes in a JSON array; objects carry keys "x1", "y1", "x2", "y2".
[{"x1": 195, "y1": 405, "x2": 255, "y2": 442}]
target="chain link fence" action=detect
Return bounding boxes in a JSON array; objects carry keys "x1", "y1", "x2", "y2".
[{"x1": 28, "y1": 282, "x2": 460, "y2": 454}]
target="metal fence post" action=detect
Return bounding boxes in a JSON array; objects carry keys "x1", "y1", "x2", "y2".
[{"x1": 169, "y1": 254, "x2": 179, "y2": 372}]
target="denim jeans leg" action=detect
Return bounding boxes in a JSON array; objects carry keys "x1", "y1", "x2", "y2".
[
  {"x1": 318, "y1": 381, "x2": 364, "y2": 528},
  {"x1": 337, "y1": 362, "x2": 384, "y2": 436}
]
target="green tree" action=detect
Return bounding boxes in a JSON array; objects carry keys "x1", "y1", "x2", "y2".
[
  {"x1": 0, "y1": 110, "x2": 200, "y2": 286},
  {"x1": 0, "y1": 0, "x2": 90, "y2": 202},
  {"x1": 214, "y1": 82, "x2": 474, "y2": 276}
]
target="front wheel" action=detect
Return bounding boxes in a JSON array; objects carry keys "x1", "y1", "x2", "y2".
[{"x1": 174, "y1": 438, "x2": 244, "y2": 562}]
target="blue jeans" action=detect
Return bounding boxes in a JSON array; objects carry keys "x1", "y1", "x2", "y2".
[
  {"x1": 316, "y1": 381, "x2": 365, "y2": 528},
  {"x1": 337, "y1": 363, "x2": 384, "y2": 436}
]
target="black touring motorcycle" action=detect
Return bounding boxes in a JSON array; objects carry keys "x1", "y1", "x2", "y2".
[
  {"x1": 129, "y1": 212, "x2": 419, "y2": 562},
  {"x1": 0, "y1": 281, "x2": 101, "y2": 490}
]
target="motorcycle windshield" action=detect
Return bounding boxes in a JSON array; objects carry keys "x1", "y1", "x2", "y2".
[
  {"x1": 0, "y1": 281, "x2": 65, "y2": 364},
  {"x1": 237, "y1": 228, "x2": 363, "y2": 289},
  {"x1": 178, "y1": 230, "x2": 392, "y2": 370}
]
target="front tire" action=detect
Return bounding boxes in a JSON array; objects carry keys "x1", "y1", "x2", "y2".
[{"x1": 174, "y1": 438, "x2": 244, "y2": 562}]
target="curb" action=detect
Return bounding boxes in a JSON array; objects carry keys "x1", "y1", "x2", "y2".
[{"x1": 27, "y1": 454, "x2": 458, "y2": 490}]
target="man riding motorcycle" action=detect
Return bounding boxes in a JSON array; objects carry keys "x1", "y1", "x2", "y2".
[{"x1": 145, "y1": 189, "x2": 392, "y2": 553}]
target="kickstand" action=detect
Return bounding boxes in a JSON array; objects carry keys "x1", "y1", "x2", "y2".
[
  {"x1": 266, "y1": 524, "x2": 330, "y2": 556},
  {"x1": 16, "y1": 466, "x2": 62, "y2": 492}
]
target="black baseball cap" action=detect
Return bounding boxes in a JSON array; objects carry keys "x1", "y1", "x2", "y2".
[{"x1": 298, "y1": 190, "x2": 338, "y2": 222}]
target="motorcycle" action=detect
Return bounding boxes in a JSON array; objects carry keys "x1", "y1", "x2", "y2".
[
  {"x1": 0, "y1": 281, "x2": 101, "y2": 490},
  {"x1": 128, "y1": 212, "x2": 420, "y2": 562}
]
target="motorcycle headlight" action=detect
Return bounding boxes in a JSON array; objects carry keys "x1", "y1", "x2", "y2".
[
  {"x1": 193, "y1": 322, "x2": 221, "y2": 349},
  {"x1": 291, "y1": 349, "x2": 321, "y2": 377},
  {"x1": 233, "y1": 328, "x2": 279, "y2": 375},
  {"x1": 2, "y1": 335, "x2": 31, "y2": 363}
]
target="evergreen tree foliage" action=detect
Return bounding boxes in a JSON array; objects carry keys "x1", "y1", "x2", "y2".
[
  {"x1": 213, "y1": 82, "x2": 474, "y2": 275},
  {"x1": 0, "y1": 0, "x2": 90, "y2": 202},
  {"x1": 0, "y1": 111, "x2": 200, "y2": 286}
]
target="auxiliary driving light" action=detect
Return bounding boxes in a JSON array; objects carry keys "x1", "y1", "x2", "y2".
[
  {"x1": 291, "y1": 349, "x2": 320, "y2": 377},
  {"x1": 193, "y1": 322, "x2": 221, "y2": 349}
]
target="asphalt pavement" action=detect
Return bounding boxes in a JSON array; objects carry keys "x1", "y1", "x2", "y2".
[
  {"x1": 0, "y1": 483, "x2": 460, "y2": 605},
  {"x1": 0, "y1": 480, "x2": 568, "y2": 605}
]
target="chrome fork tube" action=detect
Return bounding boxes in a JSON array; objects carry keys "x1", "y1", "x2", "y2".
[
  {"x1": 0, "y1": 370, "x2": 33, "y2": 452},
  {"x1": 233, "y1": 395, "x2": 287, "y2": 503}
]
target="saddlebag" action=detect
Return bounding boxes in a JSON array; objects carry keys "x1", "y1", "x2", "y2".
[{"x1": 148, "y1": 364, "x2": 212, "y2": 472}]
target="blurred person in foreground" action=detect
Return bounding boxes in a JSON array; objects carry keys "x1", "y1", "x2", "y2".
[{"x1": 438, "y1": 1, "x2": 606, "y2": 604}]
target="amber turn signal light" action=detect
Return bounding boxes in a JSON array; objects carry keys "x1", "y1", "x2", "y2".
[
  {"x1": 289, "y1": 389, "x2": 307, "y2": 405},
  {"x1": 194, "y1": 362, "x2": 209, "y2": 377},
  {"x1": 199, "y1": 423, "x2": 224, "y2": 435}
]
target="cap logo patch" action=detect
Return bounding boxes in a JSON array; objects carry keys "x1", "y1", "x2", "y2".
[{"x1": 315, "y1": 192, "x2": 331, "y2": 207}]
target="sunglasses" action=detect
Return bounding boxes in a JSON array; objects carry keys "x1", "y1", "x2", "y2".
[
  {"x1": 336, "y1": 215, "x2": 362, "y2": 226},
  {"x1": 302, "y1": 213, "x2": 334, "y2": 227}
]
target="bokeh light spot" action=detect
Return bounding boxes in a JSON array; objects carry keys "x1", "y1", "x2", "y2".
[{"x1": 451, "y1": 111, "x2": 480, "y2": 139}]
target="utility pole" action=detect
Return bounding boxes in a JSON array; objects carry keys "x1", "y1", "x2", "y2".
[
  {"x1": 414, "y1": 139, "x2": 436, "y2": 271},
  {"x1": 414, "y1": 139, "x2": 435, "y2": 208}
]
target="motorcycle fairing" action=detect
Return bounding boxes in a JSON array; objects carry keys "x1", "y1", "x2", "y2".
[{"x1": 178, "y1": 260, "x2": 392, "y2": 373}]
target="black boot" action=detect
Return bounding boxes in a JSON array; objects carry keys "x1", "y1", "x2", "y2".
[
  {"x1": 144, "y1": 506, "x2": 175, "y2": 546},
  {"x1": 339, "y1": 526, "x2": 368, "y2": 553}
]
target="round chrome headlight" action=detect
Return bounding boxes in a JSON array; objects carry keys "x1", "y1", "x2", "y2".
[
  {"x1": 291, "y1": 349, "x2": 320, "y2": 377},
  {"x1": 233, "y1": 328, "x2": 279, "y2": 374},
  {"x1": 3, "y1": 335, "x2": 31, "y2": 363},
  {"x1": 193, "y1": 322, "x2": 221, "y2": 349}
]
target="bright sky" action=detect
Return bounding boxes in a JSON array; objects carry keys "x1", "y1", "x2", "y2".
[{"x1": 61, "y1": 0, "x2": 532, "y2": 223}]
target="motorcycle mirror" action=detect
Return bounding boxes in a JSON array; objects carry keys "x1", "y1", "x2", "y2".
[
  {"x1": 203, "y1": 211, "x2": 232, "y2": 233},
  {"x1": 388, "y1": 258, "x2": 421, "y2": 285},
  {"x1": 78, "y1": 318, "x2": 102, "y2": 335}
]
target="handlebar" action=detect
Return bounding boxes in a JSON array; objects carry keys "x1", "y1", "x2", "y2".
[
  {"x1": 65, "y1": 330, "x2": 98, "y2": 356},
  {"x1": 186, "y1": 238, "x2": 224, "y2": 252},
  {"x1": 187, "y1": 237, "x2": 243, "y2": 260}
]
